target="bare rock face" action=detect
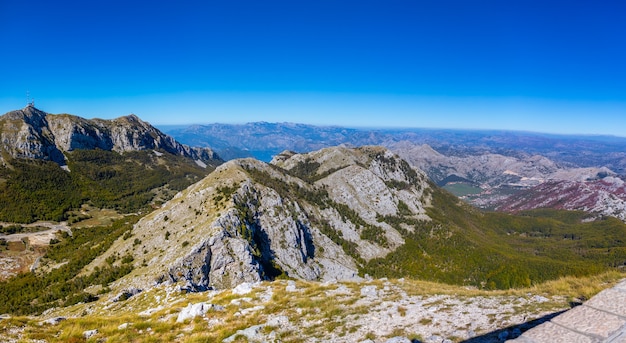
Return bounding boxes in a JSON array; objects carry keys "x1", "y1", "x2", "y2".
[
  {"x1": 46, "y1": 114, "x2": 113, "y2": 152},
  {"x1": 88, "y1": 146, "x2": 432, "y2": 291},
  {"x1": 388, "y1": 141, "x2": 562, "y2": 188},
  {"x1": 0, "y1": 105, "x2": 219, "y2": 166},
  {"x1": 0, "y1": 106, "x2": 66, "y2": 164}
]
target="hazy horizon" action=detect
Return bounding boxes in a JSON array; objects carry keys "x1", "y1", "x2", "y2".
[{"x1": 1, "y1": 1, "x2": 624, "y2": 136}]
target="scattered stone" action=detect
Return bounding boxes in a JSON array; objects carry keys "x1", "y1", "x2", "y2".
[
  {"x1": 177, "y1": 302, "x2": 213, "y2": 322},
  {"x1": 230, "y1": 297, "x2": 252, "y2": 306},
  {"x1": 236, "y1": 305, "x2": 265, "y2": 316},
  {"x1": 532, "y1": 295, "x2": 549, "y2": 303},
  {"x1": 138, "y1": 305, "x2": 164, "y2": 317},
  {"x1": 207, "y1": 318, "x2": 222, "y2": 327},
  {"x1": 258, "y1": 286, "x2": 274, "y2": 302},
  {"x1": 286, "y1": 280, "x2": 297, "y2": 292},
  {"x1": 266, "y1": 315, "x2": 289, "y2": 327},
  {"x1": 83, "y1": 329, "x2": 98, "y2": 339},
  {"x1": 223, "y1": 324, "x2": 265, "y2": 343},
  {"x1": 427, "y1": 335, "x2": 443, "y2": 342},
  {"x1": 232, "y1": 282, "x2": 254, "y2": 295},
  {"x1": 326, "y1": 284, "x2": 351, "y2": 296},
  {"x1": 19, "y1": 277, "x2": 623, "y2": 343},
  {"x1": 41, "y1": 317, "x2": 66, "y2": 325},
  {"x1": 361, "y1": 285, "x2": 378, "y2": 298}
]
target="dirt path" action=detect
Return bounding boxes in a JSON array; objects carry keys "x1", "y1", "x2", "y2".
[{"x1": 0, "y1": 221, "x2": 72, "y2": 245}]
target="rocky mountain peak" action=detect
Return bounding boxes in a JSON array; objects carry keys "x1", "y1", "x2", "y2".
[
  {"x1": 12, "y1": 104, "x2": 48, "y2": 123},
  {"x1": 87, "y1": 146, "x2": 432, "y2": 292},
  {"x1": 0, "y1": 107, "x2": 221, "y2": 166},
  {"x1": 0, "y1": 106, "x2": 65, "y2": 164}
]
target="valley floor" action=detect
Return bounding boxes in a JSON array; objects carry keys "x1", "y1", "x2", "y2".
[{"x1": 1, "y1": 273, "x2": 623, "y2": 343}]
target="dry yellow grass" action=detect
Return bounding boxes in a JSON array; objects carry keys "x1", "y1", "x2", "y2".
[{"x1": 1, "y1": 272, "x2": 622, "y2": 343}]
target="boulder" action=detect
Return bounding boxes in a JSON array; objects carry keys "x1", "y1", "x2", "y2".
[
  {"x1": 177, "y1": 302, "x2": 213, "y2": 323},
  {"x1": 83, "y1": 329, "x2": 98, "y2": 339}
]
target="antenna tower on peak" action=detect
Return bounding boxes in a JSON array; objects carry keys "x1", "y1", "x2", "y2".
[{"x1": 26, "y1": 90, "x2": 35, "y2": 107}]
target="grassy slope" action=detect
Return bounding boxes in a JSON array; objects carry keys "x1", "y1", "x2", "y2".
[{"x1": 364, "y1": 186, "x2": 626, "y2": 289}]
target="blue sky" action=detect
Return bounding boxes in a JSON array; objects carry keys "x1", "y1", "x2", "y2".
[{"x1": 1, "y1": 1, "x2": 624, "y2": 135}]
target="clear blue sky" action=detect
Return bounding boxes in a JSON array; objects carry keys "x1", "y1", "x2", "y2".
[{"x1": 1, "y1": 0, "x2": 625, "y2": 135}]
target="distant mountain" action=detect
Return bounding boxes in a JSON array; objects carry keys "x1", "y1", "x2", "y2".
[
  {"x1": 496, "y1": 177, "x2": 626, "y2": 222},
  {"x1": 163, "y1": 122, "x2": 626, "y2": 219},
  {"x1": 387, "y1": 141, "x2": 620, "y2": 209},
  {"x1": 0, "y1": 106, "x2": 223, "y2": 222},
  {"x1": 1, "y1": 105, "x2": 219, "y2": 166},
  {"x1": 161, "y1": 122, "x2": 626, "y2": 173},
  {"x1": 161, "y1": 122, "x2": 375, "y2": 162}
]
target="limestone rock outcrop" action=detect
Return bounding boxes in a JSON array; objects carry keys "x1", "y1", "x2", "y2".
[
  {"x1": 86, "y1": 146, "x2": 432, "y2": 291},
  {"x1": 0, "y1": 105, "x2": 220, "y2": 166}
]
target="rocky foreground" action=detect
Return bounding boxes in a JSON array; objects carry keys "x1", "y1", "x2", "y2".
[{"x1": 4, "y1": 275, "x2": 623, "y2": 343}]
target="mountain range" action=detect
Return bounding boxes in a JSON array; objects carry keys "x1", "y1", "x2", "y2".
[
  {"x1": 80, "y1": 145, "x2": 625, "y2": 295},
  {"x1": 163, "y1": 121, "x2": 626, "y2": 222},
  {"x1": 1, "y1": 108, "x2": 625, "y2": 342},
  {"x1": 1, "y1": 105, "x2": 219, "y2": 167},
  {"x1": 161, "y1": 122, "x2": 626, "y2": 173}
]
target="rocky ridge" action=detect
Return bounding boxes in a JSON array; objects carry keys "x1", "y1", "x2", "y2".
[
  {"x1": 164, "y1": 121, "x2": 626, "y2": 221},
  {"x1": 0, "y1": 105, "x2": 219, "y2": 167},
  {"x1": 389, "y1": 141, "x2": 615, "y2": 189},
  {"x1": 84, "y1": 146, "x2": 431, "y2": 292}
]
